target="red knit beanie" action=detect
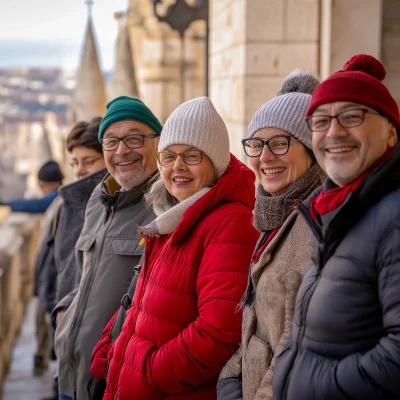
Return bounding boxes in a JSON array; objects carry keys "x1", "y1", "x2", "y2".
[{"x1": 306, "y1": 54, "x2": 400, "y2": 130}]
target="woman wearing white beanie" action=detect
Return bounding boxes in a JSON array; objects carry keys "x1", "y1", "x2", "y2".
[
  {"x1": 101, "y1": 96, "x2": 259, "y2": 400},
  {"x1": 218, "y1": 70, "x2": 325, "y2": 400}
]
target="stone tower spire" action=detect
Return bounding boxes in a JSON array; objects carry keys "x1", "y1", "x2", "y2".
[
  {"x1": 108, "y1": 12, "x2": 139, "y2": 100},
  {"x1": 71, "y1": 2, "x2": 107, "y2": 122}
]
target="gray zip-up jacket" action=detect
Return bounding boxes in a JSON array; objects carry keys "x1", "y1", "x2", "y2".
[{"x1": 53, "y1": 173, "x2": 156, "y2": 400}]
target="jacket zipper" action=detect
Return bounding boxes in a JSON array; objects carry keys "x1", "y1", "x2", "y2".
[{"x1": 66, "y1": 199, "x2": 120, "y2": 394}]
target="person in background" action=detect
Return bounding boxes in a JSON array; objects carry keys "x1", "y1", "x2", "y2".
[
  {"x1": 21, "y1": 161, "x2": 63, "y2": 381},
  {"x1": 52, "y1": 96, "x2": 161, "y2": 400},
  {"x1": 54, "y1": 117, "x2": 107, "y2": 308},
  {"x1": 272, "y1": 55, "x2": 400, "y2": 399},
  {"x1": 217, "y1": 70, "x2": 325, "y2": 400},
  {"x1": 94, "y1": 96, "x2": 259, "y2": 400},
  {"x1": 34, "y1": 117, "x2": 107, "y2": 400},
  {"x1": 3, "y1": 160, "x2": 63, "y2": 213}
]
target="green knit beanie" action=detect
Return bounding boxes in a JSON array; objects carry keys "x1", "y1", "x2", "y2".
[{"x1": 98, "y1": 96, "x2": 163, "y2": 141}]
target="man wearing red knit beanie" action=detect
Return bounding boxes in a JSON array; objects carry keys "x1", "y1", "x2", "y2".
[{"x1": 272, "y1": 54, "x2": 400, "y2": 400}]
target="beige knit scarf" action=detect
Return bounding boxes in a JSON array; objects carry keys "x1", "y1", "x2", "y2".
[
  {"x1": 253, "y1": 163, "x2": 325, "y2": 232},
  {"x1": 140, "y1": 187, "x2": 211, "y2": 236}
]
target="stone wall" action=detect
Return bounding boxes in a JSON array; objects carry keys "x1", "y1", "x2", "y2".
[
  {"x1": 324, "y1": 0, "x2": 382, "y2": 77},
  {"x1": 209, "y1": 0, "x2": 320, "y2": 160},
  {"x1": 382, "y1": 0, "x2": 400, "y2": 105},
  {"x1": 127, "y1": 0, "x2": 206, "y2": 123},
  {"x1": 0, "y1": 208, "x2": 41, "y2": 395}
]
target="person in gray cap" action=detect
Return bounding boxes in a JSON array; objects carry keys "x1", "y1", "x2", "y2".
[
  {"x1": 218, "y1": 70, "x2": 325, "y2": 400},
  {"x1": 2, "y1": 160, "x2": 64, "y2": 213},
  {"x1": 52, "y1": 96, "x2": 161, "y2": 400}
]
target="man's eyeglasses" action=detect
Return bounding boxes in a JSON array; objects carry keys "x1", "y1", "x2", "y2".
[
  {"x1": 242, "y1": 135, "x2": 296, "y2": 158},
  {"x1": 101, "y1": 133, "x2": 160, "y2": 151},
  {"x1": 69, "y1": 156, "x2": 103, "y2": 169},
  {"x1": 306, "y1": 108, "x2": 381, "y2": 132},
  {"x1": 157, "y1": 150, "x2": 203, "y2": 167}
]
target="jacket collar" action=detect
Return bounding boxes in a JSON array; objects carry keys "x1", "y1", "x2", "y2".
[
  {"x1": 100, "y1": 172, "x2": 157, "y2": 211},
  {"x1": 58, "y1": 168, "x2": 107, "y2": 208}
]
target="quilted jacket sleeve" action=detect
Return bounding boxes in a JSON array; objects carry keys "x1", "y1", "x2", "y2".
[
  {"x1": 335, "y1": 213, "x2": 400, "y2": 398},
  {"x1": 147, "y1": 212, "x2": 258, "y2": 394},
  {"x1": 90, "y1": 309, "x2": 119, "y2": 379}
]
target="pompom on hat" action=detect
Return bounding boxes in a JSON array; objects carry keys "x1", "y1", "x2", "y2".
[
  {"x1": 158, "y1": 96, "x2": 230, "y2": 178},
  {"x1": 306, "y1": 54, "x2": 400, "y2": 130},
  {"x1": 248, "y1": 70, "x2": 320, "y2": 149}
]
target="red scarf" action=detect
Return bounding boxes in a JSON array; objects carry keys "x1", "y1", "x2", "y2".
[{"x1": 310, "y1": 148, "x2": 394, "y2": 220}]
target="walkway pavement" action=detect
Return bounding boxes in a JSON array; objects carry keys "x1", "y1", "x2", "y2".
[{"x1": 2, "y1": 298, "x2": 57, "y2": 400}]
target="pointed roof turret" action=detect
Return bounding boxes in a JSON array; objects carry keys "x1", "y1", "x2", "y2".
[
  {"x1": 71, "y1": 3, "x2": 107, "y2": 122},
  {"x1": 108, "y1": 12, "x2": 139, "y2": 100}
]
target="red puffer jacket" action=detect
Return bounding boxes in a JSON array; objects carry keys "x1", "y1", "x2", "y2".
[{"x1": 98, "y1": 154, "x2": 259, "y2": 400}]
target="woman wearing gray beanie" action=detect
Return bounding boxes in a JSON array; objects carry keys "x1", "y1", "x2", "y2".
[
  {"x1": 218, "y1": 70, "x2": 325, "y2": 400},
  {"x1": 101, "y1": 96, "x2": 259, "y2": 400}
]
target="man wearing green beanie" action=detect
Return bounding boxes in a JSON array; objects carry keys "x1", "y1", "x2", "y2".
[{"x1": 53, "y1": 96, "x2": 162, "y2": 400}]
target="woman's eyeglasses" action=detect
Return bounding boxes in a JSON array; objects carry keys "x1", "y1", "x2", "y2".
[
  {"x1": 157, "y1": 150, "x2": 203, "y2": 166},
  {"x1": 242, "y1": 135, "x2": 295, "y2": 158}
]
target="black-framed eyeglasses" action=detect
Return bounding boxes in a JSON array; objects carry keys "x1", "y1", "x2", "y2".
[
  {"x1": 242, "y1": 135, "x2": 295, "y2": 158},
  {"x1": 306, "y1": 108, "x2": 381, "y2": 132},
  {"x1": 157, "y1": 149, "x2": 203, "y2": 167},
  {"x1": 101, "y1": 133, "x2": 160, "y2": 151}
]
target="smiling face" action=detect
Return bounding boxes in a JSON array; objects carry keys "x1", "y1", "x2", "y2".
[
  {"x1": 250, "y1": 128, "x2": 312, "y2": 196},
  {"x1": 103, "y1": 120, "x2": 159, "y2": 190},
  {"x1": 161, "y1": 144, "x2": 217, "y2": 202},
  {"x1": 312, "y1": 102, "x2": 398, "y2": 186},
  {"x1": 70, "y1": 146, "x2": 105, "y2": 179}
]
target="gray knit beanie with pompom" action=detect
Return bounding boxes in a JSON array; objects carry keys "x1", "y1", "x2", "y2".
[{"x1": 248, "y1": 70, "x2": 320, "y2": 149}]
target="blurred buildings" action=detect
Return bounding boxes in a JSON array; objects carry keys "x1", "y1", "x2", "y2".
[{"x1": 0, "y1": 69, "x2": 72, "y2": 200}]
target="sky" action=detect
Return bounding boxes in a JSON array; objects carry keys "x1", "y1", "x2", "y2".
[{"x1": 0, "y1": 0, "x2": 129, "y2": 71}]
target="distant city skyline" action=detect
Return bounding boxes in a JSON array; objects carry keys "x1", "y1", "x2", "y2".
[{"x1": 0, "y1": 0, "x2": 128, "y2": 71}]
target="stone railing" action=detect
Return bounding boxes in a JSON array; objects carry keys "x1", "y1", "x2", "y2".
[{"x1": 0, "y1": 207, "x2": 41, "y2": 394}]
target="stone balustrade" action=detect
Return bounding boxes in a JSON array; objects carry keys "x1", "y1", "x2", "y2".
[{"x1": 0, "y1": 206, "x2": 41, "y2": 394}]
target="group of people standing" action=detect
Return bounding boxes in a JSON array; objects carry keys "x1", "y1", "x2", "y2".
[{"x1": 24, "y1": 52, "x2": 400, "y2": 400}]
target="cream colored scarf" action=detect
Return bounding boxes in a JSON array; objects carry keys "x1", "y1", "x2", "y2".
[{"x1": 140, "y1": 187, "x2": 211, "y2": 236}]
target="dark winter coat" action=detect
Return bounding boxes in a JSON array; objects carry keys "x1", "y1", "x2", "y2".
[
  {"x1": 34, "y1": 196, "x2": 63, "y2": 313},
  {"x1": 54, "y1": 168, "x2": 107, "y2": 304},
  {"x1": 102, "y1": 155, "x2": 259, "y2": 400},
  {"x1": 273, "y1": 143, "x2": 400, "y2": 400}
]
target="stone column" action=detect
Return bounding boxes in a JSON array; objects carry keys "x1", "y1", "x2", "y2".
[
  {"x1": 382, "y1": 0, "x2": 400, "y2": 105},
  {"x1": 320, "y1": 0, "x2": 383, "y2": 78},
  {"x1": 210, "y1": 0, "x2": 319, "y2": 161},
  {"x1": 127, "y1": 0, "x2": 206, "y2": 123}
]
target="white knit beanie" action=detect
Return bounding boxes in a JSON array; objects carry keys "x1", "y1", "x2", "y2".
[
  {"x1": 248, "y1": 70, "x2": 320, "y2": 149},
  {"x1": 159, "y1": 96, "x2": 230, "y2": 178}
]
